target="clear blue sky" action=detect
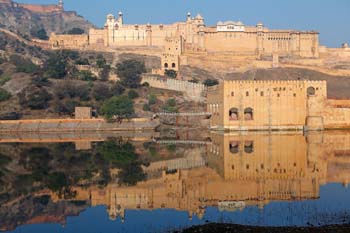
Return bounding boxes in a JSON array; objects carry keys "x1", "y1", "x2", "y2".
[{"x1": 16, "y1": 0, "x2": 350, "y2": 47}]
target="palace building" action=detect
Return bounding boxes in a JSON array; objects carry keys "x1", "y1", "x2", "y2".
[{"x1": 49, "y1": 12, "x2": 320, "y2": 59}]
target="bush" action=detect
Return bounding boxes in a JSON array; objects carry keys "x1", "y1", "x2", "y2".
[
  {"x1": 100, "y1": 96, "x2": 134, "y2": 120},
  {"x1": 0, "y1": 74, "x2": 11, "y2": 86},
  {"x1": 110, "y1": 82, "x2": 125, "y2": 96},
  {"x1": 96, "y1": 55, "x2": 106, "y2": 69},
  {"x1": 67, "y1": 28, "x2": 85, "y2": 35},
  {"x1": 203, "y1": 79, "x2": 219, "y2": 86},
  {"x1": 92, "y1": 83, "x2": 111, "y2": 101},
  {"x1": 54, "y1": 81, "x2": 90, "y2": 101},
  {"x1": 44, "y1": 54, "x2": 66, "y2": 79},
  {"x1": 128, "y1": 90, "x2": 139, "y2": 99},
  {"x1": 30, "y1": 28, "x2": 48, "y2": 40},
  {"x1": 54, "y1": 99, "x2": 78, "y2": 115},
  {"x1": 116, "y1": 60, "x2": 146, "y2": 88},
  {"x1": 148, "y1": 94, "x2": 157, "y2": 105},
  {"x1": 0, "y1": 88, "x2": 11, "y2": 102},
  {"x1": 165, "y1": 69, "x2": 177, "y2": 79},
  {"x1": 19, "y1": 87, "x2": 52, "y2": 109},
  {"x1": 143, "y1": 104, "x2": 151, "y2": 112},
  {"x1": 32, "y1": 76, "x2": 50, "y2": 87},
  {"x1": 99, "y1": 65, "x2": 111, "y2": 81},
  {"x1": 78, "y1": 70, "x2": 96, "y2": 81},
  {"x1": 75, "y1": 58, "x2": 89, "y2": 65},
  {"x1": 188, "y1": 79, "x2": 199, "y2": 83},
  {"x1": 10, "y1": 55, "x2": 38, "y2": 74},
  {"x1": 162, "y1": 98, "x2": 177, "y2": 113}
]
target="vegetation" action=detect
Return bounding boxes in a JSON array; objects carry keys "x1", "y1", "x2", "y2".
[
  {"x1": 0, "y1": 74, "x2": 11, "y2": 86},
  {"x1": 10, "y1": 55, "x2": 38, "y2": 73},
  {"x1": 162, "y1": 98, "x2": 178, "y2": 113},
  {"x1": 19, "y1": 87, "x2": 52, "y2": 110},
  {"x1": 54, "y1": 81, "x2": 90, "y2": 101},
  {"x1": 99, "y1": 65, "x2": 111, "y2": 81},
  {"x1": 116, "y1": 59, "x2": 146, "y2": 88},
  {"x1": 203, "y1": 79, "x2": 219, "y2": 86},
  {"x1": 30, "y1": 28, "x2": 48, "y2": 40},
  {"x1": 78, "y1": 70, "x2": 96, "y2": 81},
  {"x1": 96, "y1": 55, "x2": 107, "y2": 69},
  {"x1": 92, "y1": 83, "x2": 112, "y2": 101},
  {"x1": 165, "y1": 69, "x2": 177, "y2": 79},
  {"x1": 66, "y1": 28, "x2": 85, "y2": 35},
  {"x1": 128, "y1": 89, "x2": 139, "y2": 99},
  {"x1": 100, "y1": 96, "x2": 134, "y2": 120},
  {"x1": 0, "y1": 88, "x2": 11, "y2": 102},
  {"x1": 44, "y1": 53, "x2": 67, "y2": 79}
]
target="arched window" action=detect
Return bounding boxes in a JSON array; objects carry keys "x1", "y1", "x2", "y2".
[
  {"x1": 307, "y1": 87, "x2": 316, "y2": 96},
  {"x1": 172, "y1": 63, "x2": 176, "y2": 68},
  {"x1": 164, "y1": 63, "x2": 168, "y2": 68},
  {"x1": 244, "y1": 108, "x2": 253, "y2": 120},
  {"x1": 244, "y1": 141, "x2": 254, "y2": 153},
  {"x1": 229, "y1": 108, "x2": 239, "y2": 121},
  {"x1": 229, "y1": 141, "x2": 239, "y2": 154}
]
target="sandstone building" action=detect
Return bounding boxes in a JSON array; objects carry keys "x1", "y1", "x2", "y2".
[
  {"x1": 50, "y1": 11, "x2": 320, "y2": 63},
  {"x1": 207, "y1": 80, "x2": 350, "y2": 131}
]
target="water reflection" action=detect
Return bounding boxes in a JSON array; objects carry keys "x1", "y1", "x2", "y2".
[{"x1": 1, "y1": 131, "x2": 350, "y2": 232}]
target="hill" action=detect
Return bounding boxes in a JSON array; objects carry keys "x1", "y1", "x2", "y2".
[{"x1": 0, "y1": 0, "x2": 95, "y2": 38}]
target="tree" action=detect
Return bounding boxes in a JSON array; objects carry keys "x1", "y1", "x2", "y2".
[
  {"x1": 99, "y1": 65, "x2": 111, "y2": 81},
  {"x1": 96, "y1": 55, "x2": 107, "y2": 69},
  {"x1": 165, "y1": 69, "x2": 177, "y2": 79},
  {"x1": 31, "y1": 28, "x2": 49, "y2": 40},
  {"x1": 116, "y1": 60, "x2": 146, "y2": 88},
  {"x1": 67, "y1": 28, "x2": 85, "y2": 35},
  {"x1": 10, "y1": 55, "x2": 38, "y2": 74},
  {"x1": 110, "y1": 82, "x2": 125, "y2": 96},
  {"x1": 100, "y1": 96, "x2": 134, "y2": 120},
  {"x1": 0, "y1": 88, "x2": 11, "y2": 102},
  {"x1": 44, "y1": 54, "x2": 67, "y2": 79},
  {"x1": 92, "y1": 83, "x2": 112, "y2": 101},
  {"x1": 128, "y1": 90, "x2": 139, "y2": 99},
  {"x1": 78, "y1": 70, "x2": 96, "y2": 81},
  {"x1": 18, "y1": 86, "x2": 52, "y2": 110},
  {"x1": 203, "y1": 79, "x2": 219, "y2": 87}
]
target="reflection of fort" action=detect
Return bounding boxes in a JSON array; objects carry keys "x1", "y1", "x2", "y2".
[{"x1": 56, "y1": 131, "x2": 350, "y2": 221}]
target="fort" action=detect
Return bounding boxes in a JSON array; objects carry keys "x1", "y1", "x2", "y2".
[
  {"x1": 0, "y1": 0, "x2": 64, "y2": 13},
  {"x1": 207, "y1": 80, "x2": 350, "y2": 131}
]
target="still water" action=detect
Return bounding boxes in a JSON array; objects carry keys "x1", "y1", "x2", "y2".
[{"x1": 1, "y1": 131, "x2": 350, "y2": 232}]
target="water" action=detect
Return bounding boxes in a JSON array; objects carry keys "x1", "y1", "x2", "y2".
[{"x1": 1, "y1": 130, "x2": 350, "y2": 232}]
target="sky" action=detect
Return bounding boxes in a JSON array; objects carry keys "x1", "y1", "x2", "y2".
[{"x1": 16, "y1": 0, "x2": 350, "y2": 47}]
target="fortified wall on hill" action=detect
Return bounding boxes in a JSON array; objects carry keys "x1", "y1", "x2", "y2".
[
  {"x1": 0, "y1": 0, "x2": 64, "y2": 13},
  {"x1": 50, "y1": 12, "x2": 319, "y2": 59}
]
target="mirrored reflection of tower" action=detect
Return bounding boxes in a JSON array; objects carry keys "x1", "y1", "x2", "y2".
[{"x1": 58, "y1": 0, "x2": 63, "y2": 10}]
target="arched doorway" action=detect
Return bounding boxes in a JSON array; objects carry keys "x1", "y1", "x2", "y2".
[
  {"x1": 229, "y1": 108, "x2": 239, "y2": 121},
  {"x1": 244, "y1": 108, "x2": 253, "y2": 120}
]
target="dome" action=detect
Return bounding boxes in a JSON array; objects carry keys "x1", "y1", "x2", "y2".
[
  {"x1": 195, "y1": 14, "x2": 203, "y2": 20},
  {"x1": 118, "y1": 11, "x2": 123, "y2": 15},
  {"x1": 107, "y1": 14, "x2": 114, "y2": 19}
]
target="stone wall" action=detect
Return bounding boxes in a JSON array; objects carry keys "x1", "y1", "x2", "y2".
[
  {"x1": 49, "y1": 33, "x2": 89, "y2": 49},
  {"x1": 18, "y1": 3, "x2": 62, "y2": 13},
  {"x1": 207, "y1": 80, "x2": 350, "y2": 131},
  {"x1": 141, "y1": 75, "x2": 207, "y2": 101}
]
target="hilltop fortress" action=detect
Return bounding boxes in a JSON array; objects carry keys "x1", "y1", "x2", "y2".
[{"x1": 50, "y1": 12, "x2": 319, "y2": 59}]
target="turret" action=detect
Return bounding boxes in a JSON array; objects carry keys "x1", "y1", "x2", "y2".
[
  {"x1": 187, "y1": 12, "x2": 191, "y2": 22},
  {"x1": 256, "y1": 22, "x2": 264, "y2": 58},
  {"x1": 117, "y1": 11, "x2": 123, "y2": 26},
  {"x1": 58, "y1": 0, "x2": 63, "y2": 10}
]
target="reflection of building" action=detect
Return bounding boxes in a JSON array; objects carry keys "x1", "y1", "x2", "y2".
[
  {"x1": 51, "y1": 131, "x2": 350, "y2": 221},
  {"x1": 207, "y1": 80, "x2": 350, "y2": 130}
]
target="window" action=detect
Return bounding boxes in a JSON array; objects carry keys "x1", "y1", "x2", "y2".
[
  {"x1": 172, "y1": 63, "x2": 176, "y2": 68},
  {"x1": 231, "y1": 92, "x2": 234, "y2": 97},
  {"x1": 307, "y1": 87, "x2": 316, "y2": 96},
  {"x1": 229, "y1": 108, "x2": 239, "y2": 121},
  {"x1": 164, "y1": 63, "x2": 168, "y2": 68},
  {"x1": 244, "y1": 141, "x2": 254, "y2": 153},
  {"x1": 229, "y1": 141, "x2": 239, "y2": 154},
  {"x1": 246, "y1": 91, "x2": 249, "y2": 97},
  {"x1": 260, "y1": 91, "x2": 264, "y2": 97},
  {"x1": 244, "y1": 108, "x2": 253, "y2": 120}
]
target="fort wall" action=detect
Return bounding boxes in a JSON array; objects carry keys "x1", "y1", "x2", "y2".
[{"x1": 141, "y1": 75, "x2": 207, "y2": 101}]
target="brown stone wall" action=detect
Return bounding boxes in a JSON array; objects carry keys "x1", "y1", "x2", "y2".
[
  {"x1": 18, "y1": 3, "x2": 62, "y2": 13},
  {"x1": 49, "y1": 33, "x2": 89, "y2": 49}
]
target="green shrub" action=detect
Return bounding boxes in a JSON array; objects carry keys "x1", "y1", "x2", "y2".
[
  {"x1": 203, "y1": 79, "x2": 219, "y2": 86},
  {"x1": 116, "y1": 59, "x2": 146, "y2": 88},
  {"x1": 148, "y1": 94, "x2": 157, "y2": 105},
  {"x1": 143, "y1": 104, "x2": 151, "y2": 111},
  {"x1": 165, "y1": 69, "x2": 177, "y2": 79},
  {"x1": 0, "y1": 74, "x2": 11, "y2": 86},
  {"x1": 78, "y1": 70, "x2": 96, "y2": 81},
  {"x1": 128, "y1": 90, "x2": 139, "y2": 99},
  {"x1": 100, "y1": 96, "x2": 134, "y2": 120},
  {"x1": 0, "y1": 88, "x2": 11, "y2": 102},
  {"x1": 30, "y1": 28, "x2": 48, "y2": 40},
  {"x1": 10, "y1": 55, "x2": 38, "y2": 74}
]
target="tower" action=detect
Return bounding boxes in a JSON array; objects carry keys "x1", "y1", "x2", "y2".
[
  {"x1": 58, "y1": 0, "x2": 63, "y2": 10},
  {"x1": 117, "y1": 11, "x2": 123, "y2": 26}
]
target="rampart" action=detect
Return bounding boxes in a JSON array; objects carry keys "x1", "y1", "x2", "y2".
[
  {"x1": 141, "y1": 75, "x2": 207, "y2": 101},
  {"x1": 0, "y1": 118, "x2": 159, "y2": 132}
]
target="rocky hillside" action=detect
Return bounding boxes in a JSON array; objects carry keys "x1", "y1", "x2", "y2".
[{"x1": 0, "y1": 0, "x2": 95, "y2": 38}]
